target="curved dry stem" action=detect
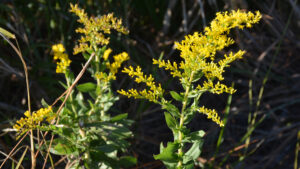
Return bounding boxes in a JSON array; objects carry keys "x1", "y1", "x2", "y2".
[{"x1": 0, "y1": 131, "x2": 29, "y2": 168}]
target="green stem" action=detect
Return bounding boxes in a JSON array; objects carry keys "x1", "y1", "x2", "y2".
[{"x1": 177, "y1": 71, "x2": 195, "y2": 168}]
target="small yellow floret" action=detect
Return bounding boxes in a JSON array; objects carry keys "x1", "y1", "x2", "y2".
[
  {"x1": 52, "y1": 44, "x2": 71, "y2": 74},
  {"x1": 106, "y1": 52, "x2": 129, "y2": 80},
  {"x1": 198, "y1": 106, "x2": 224, "y2": 127},
  {"x1": 52, "y1": 43, "x2": 65, "y2": 53},
  {"x1": 103, "y1": 48, "x2": 112, "y2": 60}
]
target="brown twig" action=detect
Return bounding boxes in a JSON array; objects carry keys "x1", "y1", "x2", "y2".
[{"x1": 0, "y1": 131, "x2": 29, "y2": 168}]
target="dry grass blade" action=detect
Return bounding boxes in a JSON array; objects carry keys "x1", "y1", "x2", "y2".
[
  {"x1": 0, "y1": 30, "x2": 35, "y2": 168},
  {"x1": 49, "y1": 156, "x2": 67, "y2": 169},
  {"x1": 15, "y1": 146, "x2": 28, "y2": 169},
  {"x1": 0, "y1": 150, "x2": 24, "y2": 169},
  {"x1": 0, "y1": 27, "x2": 16, "y2": 39},
  {"x1": 0, "y1": 131, "x2": 29, "y2": 168}
]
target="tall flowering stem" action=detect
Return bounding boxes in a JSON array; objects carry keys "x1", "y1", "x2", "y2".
[
  {"x1": 119, "y1": 10, "x2": 261, "y2": 168},
  {"x1": 31, "y1": 4, "x2": 136, "y2": 168}
]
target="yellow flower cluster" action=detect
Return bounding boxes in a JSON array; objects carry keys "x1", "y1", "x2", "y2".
[
  {"x1": 205, "y1": 10, "x2": 261, "y2": 38},
  {"x1": 52, "y1": 44, "x2": 71, "y2": 74},
  {"x1": 197, "y1": 81, "x2": 236, "y2": 94},
  {"x1": 95, "y1": 51, "x2": 129, "y2": 82},
  {"x1": 119, "y1": 10, "x2": 261, "y2": 127},
  {"x1": 174, "y1": 10, "x2": 261, "y2": 90},
  {"x1": 118, "y1": 66, "x2": 163, "y2": 103},
  {"x1": 69, "y1": 4, "x2": 129, "y2": 55},
  {"x1": 152, "y1": 59, "x2": 182, "y2": 78},
  {"x1": 95, "y1": 72, "x2": 107, "y2": 81},
  {"x1": 107, "y1": 52, "x2": 129, "y2": 77},
  {"x1": 13, "y1": 106, "x2": 55, "y2": 134},
  {"x1": 198, "y1": 106, "x2": 224, "y2": 127}
]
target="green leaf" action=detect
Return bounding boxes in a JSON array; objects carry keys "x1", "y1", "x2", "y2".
[
  {"x1": 41, "y1": 98, "x2": 49, "y2": 107},
  {"x1": 154, "y1": 142, "x2": 179, "y2": 162},
  {"x1": 76, "y1": 92, "x2": 87, "y2": 108},
  {"x1": 77, "y1": 82, "x2": 97, "y2": 92},
  {"x1": 90, "y1": 151, "x2": 119, "y2": 168},
  {"x1": 184, "y1": 140, "x2": 203, "y2": 161},
  {"x1": 164, "y1": 112, "x2": 177, "y2": 130},
  {"x1": 50, "y1": 138, "x2": 77, "y2": 155},
  {"x1": 15, "y1": 147, "x2": 28, "y2": 169},
  {"x1": 192, "y1": 71, "x2": 203, "y2": 82},
  {"x1": 111, "y1": 113, "x2": 128, "y2": 122},
  {"x1": 163, "y1": 161, "x2": 178, "y2": 169},
  {"x1": 119, "y1": 156, "x2": 137, "y2": 168},
  {"x1": 58, "y1": 81, "x2": 68, "y2": 89},
  {"x1": 95, "y1": 144, "x2": 118, "y2": 153},
  {"x1": 182, "y1": 160, "x2": 195, "y2": 169},
  {"x1": 87, "y1": 49, "x2": 94, "y2": 55},
  {"x1": 159, "y1": 51, "x2": 164, "y2": 60},
  {"x1": 162, "y1": 102, "x2": 180, "y2": 118},
  {"x1": 183, "y1": 107, "x2": 196, "y2": 125},
  {"x1": 170, "y1": 91, "x2": 183, "y2": 102},
  {"x1": 183, "y1": 130, "x2": 205, "y2": 143},
  {"x1": 82, "y1": 52, "x2": 90, "y2": 60},
  {"x1": 65, "y1": 71, "x2": 74, "y2": 83},
  {"x1": 189, "y1": 130, "x2": 205, "y2": 140},
  {"x1": 188, "y1": 90, "x2": 200, "y2": 98}
]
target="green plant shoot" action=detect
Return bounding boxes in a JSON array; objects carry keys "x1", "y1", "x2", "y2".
[
  {"x1": 14, "y1": 4, "x2": 136, "y2": 169},
  {"x1": 118, "y1": 10, "x2": 261, "y2": 169}
]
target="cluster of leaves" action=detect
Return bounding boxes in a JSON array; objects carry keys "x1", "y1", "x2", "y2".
[
  {"x1": 119, "y1": 10, "x2": 261, "y2": 169},
  {"x1": 45, "y1": 60, "x2": 135, "y2": 168}
]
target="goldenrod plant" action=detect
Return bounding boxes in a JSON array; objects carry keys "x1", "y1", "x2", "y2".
[
  {"x1": 13, "y1": 3, "x2": 136, "y2": 169},
  {"x1": 119, "y1": 10, "x2": 261, "y2": 169}
]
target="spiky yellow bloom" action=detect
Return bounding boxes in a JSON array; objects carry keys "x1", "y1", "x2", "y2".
[
  {"x1": 152, "y1": 59, "x2": 182, "y2": 78},
  {"x1": 95, "y1": 52, "x2": 129, "y2": 82},
  {"x1": 118, "y1": 88, "x2": 160, "y2": 103},
  {"x1": 118, "y1": 66, "x2": 164, "y2": 103},
  {"x1": 52, "y1": 44, "x2": 71, "y2": 74},
  {"x1": 107, "y1": 52, "x2": 129, "y2": 78},
  {"x1": 13, "y1": 106, "x2": 55, "y2": 135},
  {"x1": 173, "y1": 10, "x2": 261, "y2": 94},
  {"x1": 197, "y1": 81, "x2": 236, "y2": 94},
  {"x1": 198, "y1": 106, "x2": 224, "y2": 127},
  {"x1": 69, "y1": 4, "x2": 129, "y2": 55},
  {"x1": 103, "y1": 48, "x2": 112, "y2": 60},
  {"x1": 175, "y1": 10, "x2": 261, "y2": 76}
]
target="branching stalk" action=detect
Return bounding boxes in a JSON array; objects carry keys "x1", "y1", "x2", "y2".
[{"x1": 177, "y1": 71, "x2": 195, "y2": 168}]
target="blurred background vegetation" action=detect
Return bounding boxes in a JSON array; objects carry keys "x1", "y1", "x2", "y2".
[{"x1": 0, "y1": 0, "x2": 299, "y2": 168}]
